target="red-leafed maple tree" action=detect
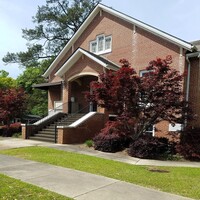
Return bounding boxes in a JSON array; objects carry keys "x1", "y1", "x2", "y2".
[
  {"x1": 0, "y1": 88, "x2": 27, "y2": 134},
  {"x1": 86, "y1": 56, "x2": 189, "y2": 139}
]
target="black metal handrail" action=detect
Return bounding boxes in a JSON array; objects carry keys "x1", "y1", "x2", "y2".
[
  {"x1": 26, "y1": 100, "x2": 91, "y2": 143},
  {"x1": 54, "y1": 104, "x2": 90, "y2": 143}
]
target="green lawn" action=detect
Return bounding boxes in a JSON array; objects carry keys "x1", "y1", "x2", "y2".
[
  {"x1": 0, "y1": 173, "x2": 72, "y2": 200},
  {"x1": 0, "y1": 146, "x2": 200, "y2": 199}
]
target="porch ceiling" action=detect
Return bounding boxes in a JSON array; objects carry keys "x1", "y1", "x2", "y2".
[{"x1": 32, "y1": 81, "x2": 62, "y2": 90}]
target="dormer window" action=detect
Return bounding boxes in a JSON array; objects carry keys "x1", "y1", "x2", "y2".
[{"x1": 90, "y1": 34, "x2": 112, "y2": 54}]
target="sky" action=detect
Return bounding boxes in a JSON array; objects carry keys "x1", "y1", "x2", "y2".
[{"x1": 0, "y1": 0, "x2": 200, "y2": 79}]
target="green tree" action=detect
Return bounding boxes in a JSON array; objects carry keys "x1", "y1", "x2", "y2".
[
  {"x1": 0, "y1": 70, "x2": 17, "y2": 89},
  {"x1": 3, "y1": 0, "x2": 101, "y2": 68},
  {"x1": 17, "y1": 60, "x2": 51, "y2": 116},
  {"x1": 0, "y1": 70, "x2": 9, "y2": 77}
]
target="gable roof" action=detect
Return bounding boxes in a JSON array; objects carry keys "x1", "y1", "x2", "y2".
[
  {"x1": 43, "y1": 3, "x2": 194, "y2": 78},
  {"x1": 55, "y1": 48, "x2": 120, "y2": 77}
]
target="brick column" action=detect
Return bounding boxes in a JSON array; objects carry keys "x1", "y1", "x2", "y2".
[
  {"x1": 62, "y1": 81, "x2": 71, "y2": 113},
  {"x1": 21, "y1": 124, "x2": 36, "y2": 139}
]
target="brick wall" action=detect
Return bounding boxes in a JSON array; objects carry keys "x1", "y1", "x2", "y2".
[
  {"x1": 74, "y1": 11, "x2": 133, "y2": 65},
  {"x1": 155, "y1": 121, "x2": 180, "y2": 142},
  {"x1": 47, "y1": 9, "x2": 188, "y2": 138},
  {"x1": 48, "y1": 85, "x2": 62, "y2": 110},
  {"x1": 57, "y1": 113, "x2": 107, "y2": 144},
  {"x1": 49, "y1": 8, "x2": 185, "y2": 80},
  {"x1": 133, "y1": 27, "x2": 185, "y2": 73},
  {"x1": 60, "y1": 57, "x2": 104, "y2": 113},
  {"x1": 64, "y1": 56, "x2": 104, "y2": 81}
]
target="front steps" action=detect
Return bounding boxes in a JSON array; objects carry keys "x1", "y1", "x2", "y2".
[{"x1": 29, "y1": 113, "x2": 86, "y2": 143}]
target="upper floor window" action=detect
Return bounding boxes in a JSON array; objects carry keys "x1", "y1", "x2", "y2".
[
  {"x1": 90, "y1": 35, "x2": 112, "y2": 54},
  {"x1": 139, "y1": 70, "x2": 154, "y2": 77}
]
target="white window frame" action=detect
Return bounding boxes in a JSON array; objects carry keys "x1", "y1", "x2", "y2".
[
  {"x1": 139, "y1": 69, "x2": 154, "y2": 77},
  {"x1": 97, "y1": 34, "x2": 105, "y2": 53},
  {"x1": 139, "y1": 70, "x2": 155, "y2": 137},
  {"x1": 145, "y1": 124, "x2": 155, "y2": 137},
  {"x1": 169, "y1": 123, "x2": 183, "y2": 132},
  {"x1": 90, "y1": 40, "x2": 97, "y2": 53},
  {"x1": 105, "y1": 35, "x2": 112, "y2": 52},
  {"x1": 89, "y1": 34, "x2": 112, "y2": 54}
]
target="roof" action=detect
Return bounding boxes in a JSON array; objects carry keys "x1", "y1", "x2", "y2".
[
  {"x1": 191, "y1": 40, "x2": 200, "y2": 51},
  {"x1": 43, "y1": 3, "x2": 195, "y2": 78},
  {"x1": 55, "y1": 48, "x2": 120, "y2": 77},
  {"x1": 32, "y1": 81, "x2": 62, "y2": 90}
]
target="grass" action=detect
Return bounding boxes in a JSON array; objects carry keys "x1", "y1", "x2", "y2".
[
  {"x1": 0, "y1": 146, "x2": 200, "y2": 199},
  {"x1": 0, "y1": 173, "x2": 72, "y2": 200}
]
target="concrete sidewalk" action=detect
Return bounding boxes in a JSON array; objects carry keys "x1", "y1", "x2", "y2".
[
  {"x1": 0, "y1": 154, "x2": 194, "y2": 200},
  {"x1": 0, "y1": 137, "x2": 200, "y2": 168},
  {"x1": 0, "y1": 137, "x2": 199, "y2": 200}
]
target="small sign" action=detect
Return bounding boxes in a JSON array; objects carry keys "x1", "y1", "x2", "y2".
[{"x1": 169, "y1": 123, "x2": 182, "y2": 131}]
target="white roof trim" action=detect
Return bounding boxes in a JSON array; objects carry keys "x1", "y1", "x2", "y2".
[
  {"x1": 55, "y1": 48, "x2": 119, "y2": 77},
  {"x1": 43, "y1": 5, "x2": 101, "y2": 78},
  {"x1": 100, "y1": 4, "x2": 193, "y2": 51},
  {"x1": 43, "y1": 3, "x2": 194, "y2": 78}
]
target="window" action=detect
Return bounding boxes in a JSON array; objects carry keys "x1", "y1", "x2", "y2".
[
  {"x1": 98, "y1": 35, "x2": 104, "y2": 52},
  {"x1": 145, "y1": 125, "x2": 155, "y2": 136},
  {"x1": 90, "y1": 41, "x2": 97, "y2": 53},
  {"x1": 90, "y1": 35, "x2": 112, "y2": 54},
  {"x1": 139, "y1": 69, "x2": 155, "y2": 106},
  {"x1": 138, "y1": 123, "x2": 155, "y2": 137},
  {"x1": 139, "y1": 70, "x2": 155, "y2": 136},
  {"x1": 105, "y1": 36, "x2": 112, "y2": 50},
  {"x1": 139, "y1": 70, "x2": 154, "y2": 77}
]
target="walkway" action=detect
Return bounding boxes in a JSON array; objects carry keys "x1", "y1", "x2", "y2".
[
  {"x1": 0, "y1": 137, "x2": 199, "y2": 200},
  {"x1": 0, "y1": 137, "x2": 199, "y2": 168}
]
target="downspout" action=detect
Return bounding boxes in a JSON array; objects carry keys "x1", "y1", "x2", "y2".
[
  {"x1": 185, "y1": 52, "x2": 200, "y2": 101},
  {"x1": 185, "y1": 56, "x2": 191, "y2": 102},
  {"x1": 185, "y1": 52, "x2": 200, "y2": 128},
  {"x1": 184, "y1": 56, "x2": 190, "y2": 129}
]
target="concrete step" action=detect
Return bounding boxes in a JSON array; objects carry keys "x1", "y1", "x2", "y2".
[
  {"x1": 31, "y1": 113, "x2": 87, "y2": 143},
  {"x1": 41, "y1": 127, "x2": 55, "y2": 132},
  {"x1": 38, "y1": 130, "x2": 55, "y2": 135},
  {"x1": 29, "y1": 136, "x2": 55, "y2": 143},
  {"x1": 35, "y1": 134, "x2": 55, "y2": 139}
]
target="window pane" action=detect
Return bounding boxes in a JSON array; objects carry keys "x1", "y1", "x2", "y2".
[
  {"x1": 91, "y1": 41, "x2": 97, "y2": 53},
  {"x1": 140, "y1": 70, "x2": 154, "y2": 77},
  {"x1": 105, "y1": 36, "x2": 111, "y2": 50},
  {"x1": 98, "y1": 36, "x2": 104, "y2": 52}
]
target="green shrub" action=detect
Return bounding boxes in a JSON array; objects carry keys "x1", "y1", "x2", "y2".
[
  {"x1": 177, "y1": 127, "x2": 200, "y2": 161},
  {"x1": 128, "y1": 135, "x2": 174, "y2": 159},
  {"x1": 12, "y1": 132, "x2": 22, "y2": 138},
  {"x1": 85, "y1": 140, "x2": 93, "y2": 148},
  {"x1": 93, "y1": 121, "x2": 132, "y2": 153},
  {"x1": 2, "y1": 123, "x2": 21, "y2": 137}
]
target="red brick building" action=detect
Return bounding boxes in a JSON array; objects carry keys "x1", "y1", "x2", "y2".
[{"x1": 28, "y1": 4, "x2": 200, "y2": 143}]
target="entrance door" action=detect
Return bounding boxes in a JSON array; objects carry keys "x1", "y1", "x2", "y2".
[{"x1": 70, "y1": 75, "x2": 98, "y2": 113}]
